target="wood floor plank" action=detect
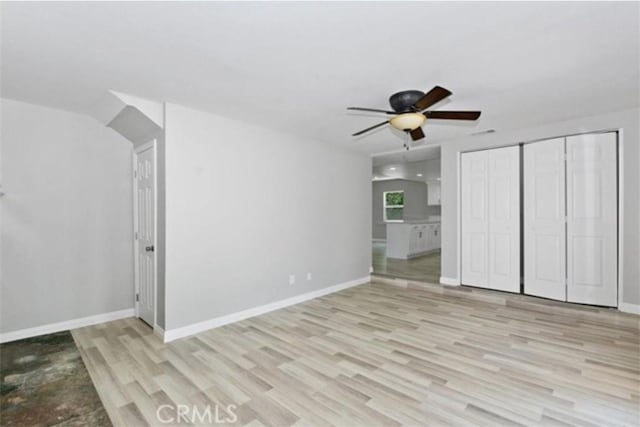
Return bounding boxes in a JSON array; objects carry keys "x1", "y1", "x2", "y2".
[{"x1": 73, "y1": 280, "x2": 640, "y2": 426}]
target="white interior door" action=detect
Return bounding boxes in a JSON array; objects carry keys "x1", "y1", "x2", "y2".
[
  {"x1": 488, "y1": 146, "x2": 520, "y2": 292},
  {"x1": 524, "y1": 138, "x2": 567, "y2": 301},
  {"x1": 566, "y1": 133, "x2": 617, "y2": 306},
  {"x1": 135, "y1": 142, "x2": 156, "y2": 326},
  {"x1": 461, "y1": 150, "x2": 489, "y2": 287}
]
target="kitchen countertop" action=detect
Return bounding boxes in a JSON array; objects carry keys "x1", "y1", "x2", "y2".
[{"x1": 387, "y1": 220, "x2": 441, "y2": 225}]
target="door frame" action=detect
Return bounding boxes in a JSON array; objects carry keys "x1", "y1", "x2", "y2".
[
  {"x1": 456, "y1": 128, "x2": 623, "y2": 308},
  {"x1": 132, "y1": 139, "x2": 158, "y2": 328}
]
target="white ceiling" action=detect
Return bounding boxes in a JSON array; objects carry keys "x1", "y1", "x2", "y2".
[
  {"x1": 372, "y1": 145, "x2": 441, "y2": 167},
  {"x1": 372, "y1": 158, "x2": 440, "y2": 183},
  {"x1": 2, "y1": 2, "x2": 638, "y2": 155}
]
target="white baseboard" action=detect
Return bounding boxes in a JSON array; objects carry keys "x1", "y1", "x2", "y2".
[
  {"x1": 619, "y1": 302, "x2": 640, "y2": 315},
  {"x1": 0, "y1": 308, "x2": 135, "y2": 343},
  {"x1": 372, "y1": 238, "x2": 386, "y2": 243},
  {"x1": 163, "y1": 275, "x2": 371, "y2": 343},
  {"x1": 440, "y1": 276, "x2": 460, "y2": 286}
]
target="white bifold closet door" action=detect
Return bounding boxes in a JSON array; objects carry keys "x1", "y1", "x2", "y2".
[
  {"x1": 461, "y1": 150, "x2": 489, "y2": 287},
  {"x1": 461, "y1": 146, "x2": 520, "y2": 292},
  {"x1": 523, "y1": 138, "x2": 567, "y2": 300},
  {"x1": 566, "y1": 133, "x2": 617, "y2": 306},
  {"x1": 524, "y1": 133, "x2": 617, "y2": 306}
]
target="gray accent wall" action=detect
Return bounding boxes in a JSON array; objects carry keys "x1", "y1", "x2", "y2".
[
  {"x1": 372, "y1": 179, "x2": 441, "y2": 240},
  {"x1": 0, "y1": 98, "x2": 134, "y2": 333},
  {"x1": 440, "y1": 107, "x2": 640, "y2": 306},
  {"x1": 163, "y1": 103, "x2": 371, "y2": 330}
]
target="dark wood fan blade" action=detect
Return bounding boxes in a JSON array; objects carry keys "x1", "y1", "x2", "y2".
[
  {"x1": 425, "y1": 111, "x2": 481, "y2": 120},
  {"x1": 409, "y1": 127, "x2": 425, "y2": 141},
  {"x1": 352, "y1": 120, "x2": 389, "y2": 136},
  {"x1": 413, "y1": 86, "x2": 452, "y2": 111},
  {"x1": 347, "y1": 107, "x2": 397, "y2": 115}
]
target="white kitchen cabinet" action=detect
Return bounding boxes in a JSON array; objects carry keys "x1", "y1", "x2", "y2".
[
  {"x1": 409, "y1": 226, "x2": 419, "y2": 254},
  {"x1": 424, "y1": 224, "x2": 441, "y2": 251},
  {"x1": 434, "y1": 224, "x2": 441, "y2": 248},
  {"x1": 417, "y1": 225, "x2": 428, "y2": 252},
  {"x1": 386, "y1": 222, "x2": 441, "y2": 259},
  {"x1": 427, "y1": 182, "x2": 441, "y2": 206}
]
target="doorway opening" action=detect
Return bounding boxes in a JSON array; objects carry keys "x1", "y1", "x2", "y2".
[{"x1": 371, "y1": 146, "x2": 442, "y2": 283}]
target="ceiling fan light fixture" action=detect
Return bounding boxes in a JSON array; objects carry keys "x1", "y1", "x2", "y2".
[{"x1": 389, "y1": 113, "x2": 426, "y2": 131}]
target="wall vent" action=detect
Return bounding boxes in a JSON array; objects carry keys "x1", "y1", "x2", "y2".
[{"x1": 471, "y1": 129, "x2": 496, "y2": 136}]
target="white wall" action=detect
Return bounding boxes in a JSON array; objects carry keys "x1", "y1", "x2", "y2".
[
  {"x1": 372, "y1": 179, "x2": 440, "y2": 240},
  {"x1": 440, "y1": 107, "x2": 640, "y2": 306},
  {"x1": 0, "y1": 98, "x2": 134, "y2": 333},
  {"x1": 163, "y1": 103, "x2": 371, "y2": 330}
]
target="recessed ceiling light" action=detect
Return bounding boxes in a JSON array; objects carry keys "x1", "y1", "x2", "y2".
[
  {"x1": 417, "y1": 173, "x2": 423, "y2": 177},
  {"x1": 389, "y1": 167, "x2": 396, "y2": 171}
]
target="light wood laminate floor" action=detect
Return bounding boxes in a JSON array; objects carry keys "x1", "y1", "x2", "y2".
[
  {"x1": 372, "y1": 242, "x2": 440, "y2": 283},
  {"x1": 73, "y1": 280, "x2": 639, "y2": 426}
]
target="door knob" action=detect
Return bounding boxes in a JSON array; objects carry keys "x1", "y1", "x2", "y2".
[{"x1": 145, "y1": 245, "x2": 154, "y2": 252}]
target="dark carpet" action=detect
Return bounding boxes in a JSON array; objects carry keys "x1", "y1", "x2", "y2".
[{"x1": 0, "y1": 331, "x2": 110, "y2": 426}]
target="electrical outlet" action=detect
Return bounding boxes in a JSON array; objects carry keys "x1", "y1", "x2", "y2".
[
  {"x1": 369, "y1": 266, "x2": 374, "y2": 273},
  {"x1": 307, "y1": 272, "x2": 312, "y2": 281},
  {"x1": 289, "y1": 274, "x2": 295, "y2": 285}
]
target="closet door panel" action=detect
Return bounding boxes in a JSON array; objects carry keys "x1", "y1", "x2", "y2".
[
  {"x1": 524, "y1": 138, "x2": 567, "y2": 301},
  {"x1": 461, "y1": 150, "x2": 489, "y2": 287},
  {"x1": 488, "y1": 146, "x2": 520, "y2": 292},
  {"x1": 566, "y1": 133, "x2": 617, "y2": 306}
]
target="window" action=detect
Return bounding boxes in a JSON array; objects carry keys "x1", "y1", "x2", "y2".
[{"x1": 383, "y1": 190, "x2": 404, "y2": 222}]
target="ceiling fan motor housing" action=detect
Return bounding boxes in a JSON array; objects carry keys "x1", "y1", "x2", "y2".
[{"x1": 389, "y1": 90, "x2": 424, "y2": 112}]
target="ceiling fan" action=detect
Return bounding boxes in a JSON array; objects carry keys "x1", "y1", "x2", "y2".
[{"x1": 348, "y1": 86, "x2": 481, "y2": 143}]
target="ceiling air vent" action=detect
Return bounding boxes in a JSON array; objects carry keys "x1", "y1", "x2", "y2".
[{"x1": 470, "y1": 129, "x2": 496, "y2": 136}]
